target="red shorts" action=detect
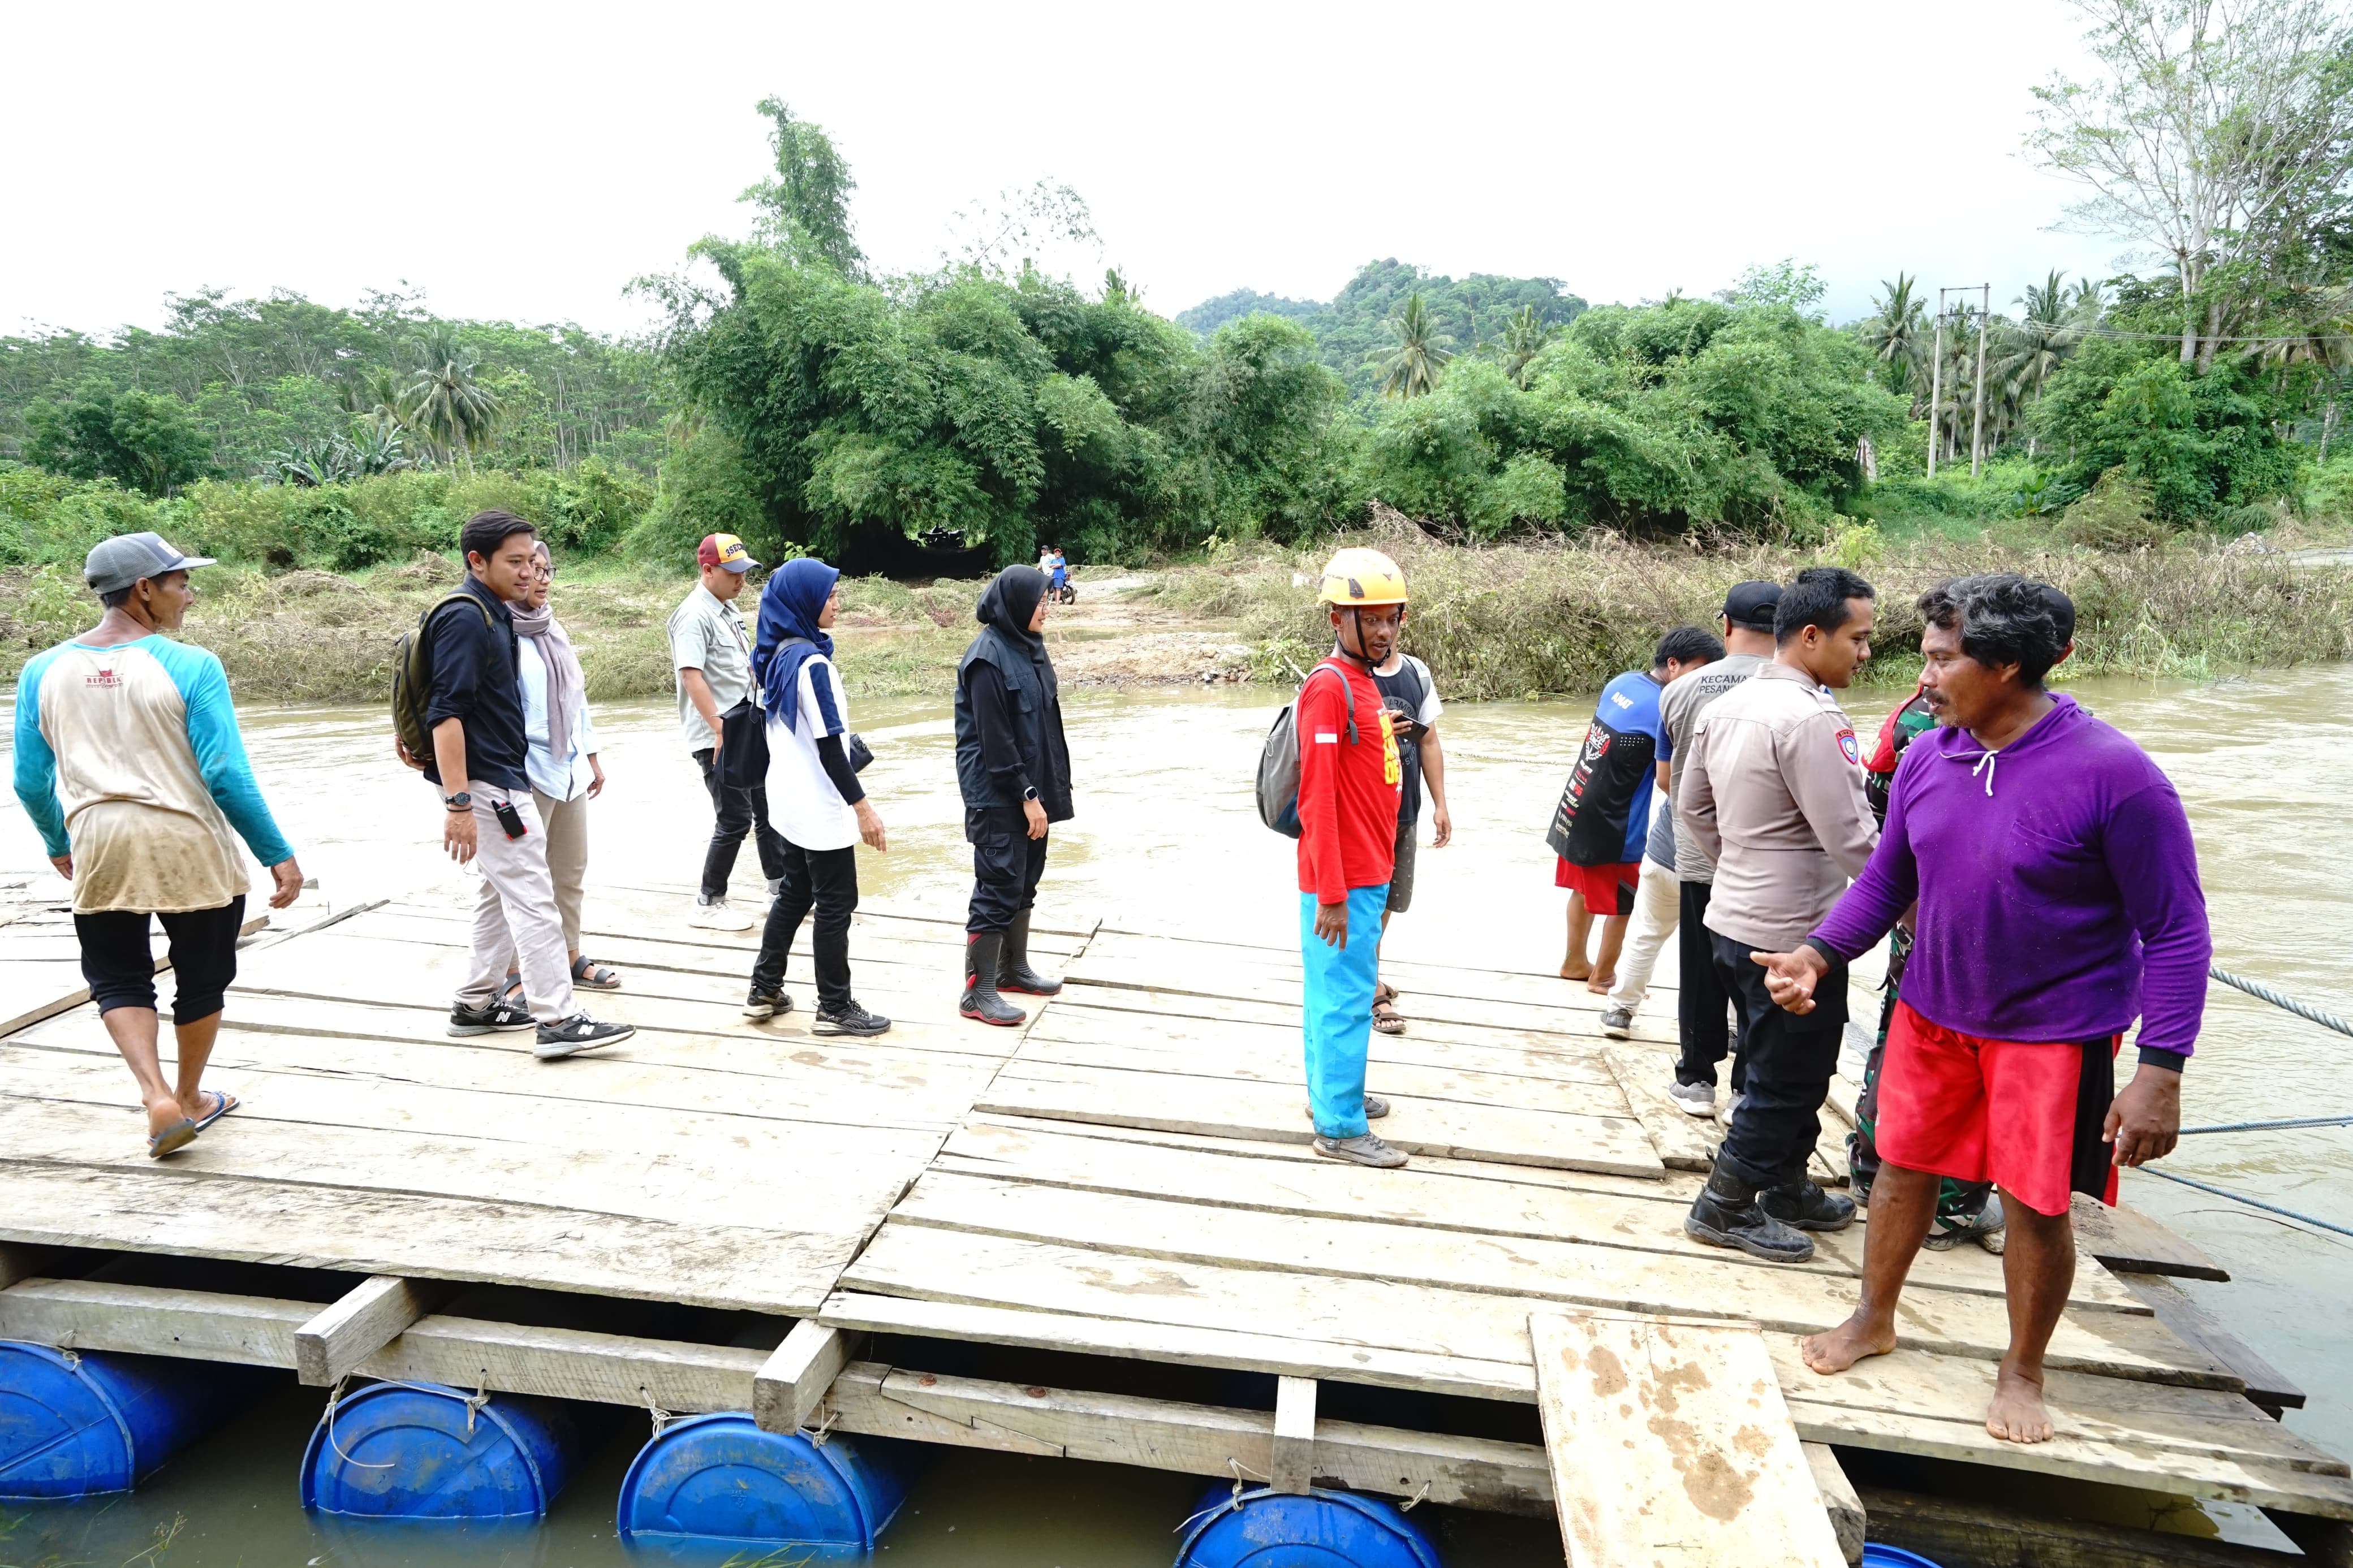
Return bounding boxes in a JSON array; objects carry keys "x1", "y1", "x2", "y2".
[
  {"x1": 1555, "y1": 858, "x2": 1639, "y2": 917},
  {"x1": 1876, "y1": 1000, "x2": 2121, "y2": 1217}
]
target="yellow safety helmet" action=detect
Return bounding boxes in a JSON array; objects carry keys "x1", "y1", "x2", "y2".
[{"x1": 1317, "y1": 546, "x2": 1408, "y2": 607}]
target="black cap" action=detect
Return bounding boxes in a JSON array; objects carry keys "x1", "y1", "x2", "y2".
[{"x1": 1722, "y1": 580, "x2": 1781, "y2": 632}]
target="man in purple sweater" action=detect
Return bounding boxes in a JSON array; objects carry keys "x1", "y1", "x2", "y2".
[{"x1": 1749, "y1": 574, "x2": 2207, "y2": 1446}]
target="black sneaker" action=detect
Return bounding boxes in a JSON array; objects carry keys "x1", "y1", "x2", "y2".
[
  {"x1": 742, "y1": 988, "x2": 794, "y2": 1021},
  {"x1": 449, "y1": 997, "x2": 536, "y2": 1037},
  {"x1": 534, "y1": 1014, "x2": 635, "y2": 1060},
  {"x1": 813, "y1": 1001, "x2": 891, "y2": 1037},
  {"x1": 1761, "y1": 1178, "x2": 1858, "y2": 1233}
]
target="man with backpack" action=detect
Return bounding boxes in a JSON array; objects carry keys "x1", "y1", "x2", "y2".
[
  {"x1": 1293, "y1": 547, "x2": 1409, "y2": 1168},
  {"x1": 409, "y1": 509, "x2": 634, "y2": 1060}
]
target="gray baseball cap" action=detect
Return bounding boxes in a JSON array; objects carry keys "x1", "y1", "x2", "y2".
[{"x1": 84, "y1": 532, "x2": 217, "y2": 595}]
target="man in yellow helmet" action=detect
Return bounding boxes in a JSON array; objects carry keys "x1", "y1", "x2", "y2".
[{"x1": 1295, "y1": 547, "x2": 1410, "y2": 1167}]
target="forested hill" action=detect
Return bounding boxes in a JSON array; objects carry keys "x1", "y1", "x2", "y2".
[{"x1": 1177, "y1": 260, "x2": 1588, "y2": 399}]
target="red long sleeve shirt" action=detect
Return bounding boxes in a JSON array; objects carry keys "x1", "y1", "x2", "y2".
[{"x1": 1294, "y1": 658, "x2": 1402, "y2": 902}]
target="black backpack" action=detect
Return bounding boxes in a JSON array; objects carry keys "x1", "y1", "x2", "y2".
[
  {"x1": 391, "y1": 591, "x2": 493, "y2": 766},
  {"x1": 1255, "y1": 663, "x2": 1359, "y2": 838}
]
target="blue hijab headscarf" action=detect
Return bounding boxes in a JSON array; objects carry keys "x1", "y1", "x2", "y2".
[{"x1": 753, "y1": 557, "x2": 841, "y2": 731}]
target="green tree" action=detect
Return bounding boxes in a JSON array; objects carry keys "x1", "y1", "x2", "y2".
[
  {"x1": 402, "y1": 330, "x2": 503, "y2": 469},
  {"x1": 1376, "y1": 294, "x2": 1454, "y2": 398},
  {"x1": 1496, "y1": 305, "x2": 1554, "y2": 388},
  {"x1": 743, "y1": 97, "x2": 865, "y2": 278},
  {"x1": 24, "y1": 379, "x2": 209, "y2": 495},
  {"x1": 1857, "y1": 274, "x2": 1929, "y2": 403}
]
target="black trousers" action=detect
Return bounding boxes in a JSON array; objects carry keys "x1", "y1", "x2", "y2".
[
  {"x1": 75, "y1": 896, "x2": 245, "y2": 1024},
  {"x1": 966, "y1": 806, "x2": 1049, "y2": 934},
  {"x1": 751, "y1": 842, "x2": 859, "y2": 1011},
  {"x1": 694, "y1": 747, "x2": 788, "y2": 901},
  {"x1": 1675, "y1": 881, "x2": 1748, "y2": 1094},
  {"x1": 1712, "y1": 930, "x2": 1847, "y2": 1191}
]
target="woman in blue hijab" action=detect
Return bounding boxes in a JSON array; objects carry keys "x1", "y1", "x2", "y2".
[{"x1": 744, "y1": 557, "x2": 891, "y2": 1037}]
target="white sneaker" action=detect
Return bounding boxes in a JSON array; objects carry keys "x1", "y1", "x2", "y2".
[
  {"x1": 688, "y1": 898, "x2": 753, "y2": 932},
  {"x1": 1667, "y1": 1079, "x2": 1714, "y2": 1117},
  {"x1": 1720, "y1": 1091, "x2": 1747, "y2": 1126}
]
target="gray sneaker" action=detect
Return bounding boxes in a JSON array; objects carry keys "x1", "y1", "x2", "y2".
[
  {"x1": 534, "y1": 1014, "x2": 635, "y2": 1060},
  {"x1": 1313, "y1": 1133, "x2": 1409, "y2": 1168},
  {"x1": 1599, "y1": 1005, "x2": 1635, "y2": 1040},
  {"x1": 1666, "y1": 1079, "x2": 1715, "y2": 1117},
  {"x1": 1305, "y1": 1095, "x2": 1390, "y2": 1122},
  {"x1": 1720, "y1": 1091, "x2": 1747, "y2": 1126}
]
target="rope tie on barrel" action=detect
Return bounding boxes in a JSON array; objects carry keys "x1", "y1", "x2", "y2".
[
  {"x1": 798, "y1": 1404, "x2": 839, "y2": 1446},
  {"x1": 462, "y1": 1377, "x2": 490, "y2": 1437},
  {"x1": 1226, "y1": 1456, "x2": 1269, "y2": 1501},
  {"x1": 1400, "y1": 1481, "x2": 1431, "y2": 1511},
  {"x1": 641, "y1": 1386, "x2": 677, "y2": 1437},
  {"x1": 321, "y1": 1375, "x2": 397, "y2": 1470}
]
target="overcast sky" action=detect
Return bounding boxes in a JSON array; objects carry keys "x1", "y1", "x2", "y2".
[{"x1": 5, "y1": 0, "x2": 2131, "y2": 342}]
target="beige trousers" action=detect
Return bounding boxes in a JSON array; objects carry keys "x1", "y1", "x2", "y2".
[
  {"x1": 534, "y1": 789, "x2": 589, "y2": 953},
  {"x1": 438, "y1": 782, "x2": 574, "y2": 1025}
]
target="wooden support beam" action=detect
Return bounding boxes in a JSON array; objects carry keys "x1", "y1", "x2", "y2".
[
  {"x1": 295, "y1": 1276, "x2": 453, "y2": 1386},
  {"x1": 1863, "y1": 1486, "x2": 2315, "y2": 1567},
  {"x1": 752, "y1": 1319, "x2": 863, "y2": 1433},
  {"x1": 2264, "y1": 1509, "x2": 2353, "y2": 1568},
  {"x1": 0, "y1": 1244, "x2": 56, "y2": 1291},
  {"x1": 363, "y1": 1315, "x2": 761, "y2": 1414},
  {"x1": 1802, "y1": 1444, "x2": 1865, "y2": 1566},
  {"x1": 1272, "y1": 1376, "x2": 1315, "y2": 1494},
  {"x1": 0, "y1": 1277, "x2": 307, "y2": 1365}
]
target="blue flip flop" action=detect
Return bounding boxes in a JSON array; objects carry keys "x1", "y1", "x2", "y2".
[
  {"x1": 191, "y1": 1088, "x2": 238, "y2": 1132},
  {"x1": 147, "y1": 1117, "x2": 197, "y2": 1158}
]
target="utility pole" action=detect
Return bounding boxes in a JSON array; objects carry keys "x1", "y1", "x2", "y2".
[
  {"x1": 1970, "y1": 281, "x2": 1990, "y2": 478},
  {"x1": 1927, "y1": 290, "x2": 1947, "y2": 478}
]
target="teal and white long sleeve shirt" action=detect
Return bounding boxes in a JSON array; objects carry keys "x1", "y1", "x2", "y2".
[{"x1": 12, "y1": 634, "x2": 292, "y2": 913}]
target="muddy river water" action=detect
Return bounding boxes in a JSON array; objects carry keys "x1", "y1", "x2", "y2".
[{"x1": 4, "y1": 663, "x2": 2351, "y2": 1566}]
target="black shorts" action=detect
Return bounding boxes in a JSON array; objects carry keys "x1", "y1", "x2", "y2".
[{"x1": 75, "y1": 897, "x2": 245, "y2": 1025}]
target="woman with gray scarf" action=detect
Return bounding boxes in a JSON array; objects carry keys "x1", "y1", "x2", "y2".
[{"x1": 510, "y1": 541, "x2": 620, "y2": 991}]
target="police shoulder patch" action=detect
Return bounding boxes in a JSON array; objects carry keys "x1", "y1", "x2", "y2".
[{"x1": 1835, "y1": 727, "x2": 1860, "y2": 764}]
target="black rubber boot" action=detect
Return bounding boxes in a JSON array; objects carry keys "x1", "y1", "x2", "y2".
[
  {"x1": 1684, "y1": 1155, "x2": 1815, "y2": 1262},
  {"x1": 997, "y1": 909, "x2": 1063, "y2": 996},
  {"x1": 960, "y1": 932, "x2": 1027, "y2": 1027},
  {"x1": 1761, "y1": 1177, "x2": 1858, "y2": 1233}
]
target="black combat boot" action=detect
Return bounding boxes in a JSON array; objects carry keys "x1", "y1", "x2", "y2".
[
  {"x1": 997, "y1": 909, "x2": 1063, "y2": 996},
  {"x1": 1685, "y1": 1154, "x2": 1816, "y2": 1263},
  {"x1": 1762, "y1": 1177, "x2": 1858, "y2": 1233},
  {"x1": 960, "y1": 931, "x2": 1027, "y2": 1027}
]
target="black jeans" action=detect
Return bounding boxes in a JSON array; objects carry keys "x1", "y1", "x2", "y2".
[
  {"x1": 966, "y1": 806, "x2": 1049, "y2": 934},
  {"x1": 751, "y1": 842, "x2": 859, "y2": 1011},
  {"x1": 76, "y1": 896, "x2": 245, "y2": 1024},
  {"x1": 1675, "y1": 881, "x2": 1748, "y2": 1094},
  {"x1": 1712, "y1": 930, "x2": 1847, "y2": 1191},
  {"x1": 695, "y1": 748, "x2": 788, "y2": 902}
]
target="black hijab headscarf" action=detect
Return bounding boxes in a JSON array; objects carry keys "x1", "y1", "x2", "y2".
[{"x1": 976, "y1": 565, "x2": 1057, "y2": 699}]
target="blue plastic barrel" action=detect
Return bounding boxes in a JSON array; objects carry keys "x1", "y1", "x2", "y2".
[
  {"x1": 1175, "y1": 1484, "x2": 1442, "y2": 1568},
  {"x1": 0, "y1": 1341, "x2": 263, "y2": 1500},
  {"x1": 616, "y1": 1413, "x2": 926, "y2": 1561},
  {"x1": 1861, "y1": 1549, "x2": 1946, "y2": 1568},
  {"x1": 300, "y1": 1381, "x2": 599, "y2": 1520}
]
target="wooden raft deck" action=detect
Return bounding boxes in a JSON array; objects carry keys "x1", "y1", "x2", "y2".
[{"x1": 2, "y1": 886, "x2": 2350, "y2": 1552}]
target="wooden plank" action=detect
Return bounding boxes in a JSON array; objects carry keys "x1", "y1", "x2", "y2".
[
  {"x1": 0, "y1": 1277, "x2": 308, "y2": 1366},
  {"x1": 1529, "y1": 1311, "x2": 1846, "y2": 1567},
  {"x1": 296, "y1": 1275, "x2": 455, "y2": 1385},
  {"x1": 840, "y1": 1219, "x2": 2226, "y2": 1389},
  {"x1": 825, "y1": 1362, "x2": 1554, "y2": 1515},
  {"x1": 1062, "y1": 970, "x2": 1610, "y2": 1040},
  {"x1": 1858, "y1": 1485, "x2": 2313, "y2": 1568},
  {"x1": 2074, "y1": 1192, "x2": 2230, "y2": 1281},
  {"x1": 977, "y1": 1060, "x2": 1664, "y2": 1177},
  {"x1": 2117, "y1": 1273, "x2": 2304, "y2": 1413},
  {"x1": 753, "y1": 1320, "x2": 861, "y2": 1433},
  {"x1": 1272, "y1": 1376, "x2": 1315, "y2": 1493},
  {"x1": 1802, "y1": 1444, "x2": 1865, "y2": 1566},
  {"x1": 1018, "y1": 1033, "x2": 1626, "y2": 1110},
  {"x1": 1027, "y1": 1007, "x2": 1628, "y2": 1086},
  {"x1": 1604, "y1": 1046, "x2": 1716, "y2": 1172},
  {"x1": 366, "y1": 1315, "x2": 764, "y2": 1414},
  {"x1": 936, "y1": 1122, "x2": 2143, "y2": 1313}
]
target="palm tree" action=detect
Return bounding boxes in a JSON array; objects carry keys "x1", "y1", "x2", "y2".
[
  {"x1": 2246, "y1": 283, "x2": 2353, "y2": 460},
  {"x1": 402, "y1": 329, "x2": 502, "y2": 469},
  {"x1": 1858, "y1": 274, "x2": 1928, "y2": 405},
  {"x1": 1997, "y1": 271, "x2": 2086, "y2": 455},
  {"x1": 1377, "y1": 293, "x2": 1454, "y2": 398},
  {"x1": 1497, "y1": 304, "x2": 1553, "y2": 388}
]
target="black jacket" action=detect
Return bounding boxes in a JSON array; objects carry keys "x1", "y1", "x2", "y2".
[
  {"x1": 421, "y1": 576, "x2": 528, "y2": 792},
  {"x1": 954, "y1": 627, "x2": 1072, "y2": 820}
]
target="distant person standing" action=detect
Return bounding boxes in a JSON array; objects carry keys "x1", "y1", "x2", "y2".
[
  {"x1": 510, "y1": 540, "x2": 619, "y2": 995},
  {"x1": 1366, "y1": 634, "x2": 1451, "y2": 1036},
  {"x1": 1593, "y1": 627, "x2": 1725, "y2": 1037},
  {"x1": 954, "y1": 565, "x2": 1074, "y2": 1028},
  {"x1": 13, "y1": 532, "x2": 303, "y2": 1155},
  {"x1": 1294, "y1": 548, "x2": 1408, "y2": 1168},
  {"x1": 1648, "y1": 582, "x2": 1780, "y2": 1111},
  {"x1": 1677, "y1": 566, "x2": 1879, "y2": 1262},
  {"x1": 420, "y1": 510, "x2": 632, "y2": 1059},
  {"x1": 669, "y1": 533, "x2": 785, "y2": 931},
  {"x1": 744, "y1": 558, "x2": 893, "y2": 1036},
  {"x1": 1547, "y1": 633, "x2": 1705, "y2": 992}
]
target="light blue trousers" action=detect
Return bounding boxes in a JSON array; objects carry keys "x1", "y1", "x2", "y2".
[{"x1": 1300, "y1": 884, "x2": 1390, "y2": 1139}]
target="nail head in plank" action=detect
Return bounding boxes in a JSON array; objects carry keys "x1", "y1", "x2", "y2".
[
  {"x1": 1272, "y1": 1376, "x2": 1316, "y2": 1493},
  {"x1": 296, "y1": 1275, "x2": 455, "y2": 1385}
]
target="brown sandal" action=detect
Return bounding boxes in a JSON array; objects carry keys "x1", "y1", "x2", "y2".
[{"x1": 1372, "y1": 999, "x2": 1406, "y2": 1035}]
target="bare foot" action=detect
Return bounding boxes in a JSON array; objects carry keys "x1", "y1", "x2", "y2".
[
  {"x1": 1801, "y1": 1312, "x2": 1896, "y2": 1375},
  {"x1": 144, "y1": 1094, "x2": 187, "y2": 1139},
  {"x1": 1559, "y1": 959, "x2": 1591, "y2": 982},
  {"x1": 1985, "y1": 1366, "x2": 2054, "y2": 1443},
  {"x1": 1585, "y1": 972, "x2": 1615, "y2": 994}
]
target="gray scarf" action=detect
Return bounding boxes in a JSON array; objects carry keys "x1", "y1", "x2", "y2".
[{"x1": 508, "y1": 592, "x2": 584, "y2": 764}]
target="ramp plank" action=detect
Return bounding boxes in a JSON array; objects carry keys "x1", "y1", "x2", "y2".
[{"x1": 1529, "y1": 1310, "x2": 1846, "y2": 1568}]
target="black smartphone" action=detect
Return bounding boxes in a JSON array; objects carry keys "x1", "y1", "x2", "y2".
[{"x1": 491, "y1": 798, "x2": 528, "y2": 839}]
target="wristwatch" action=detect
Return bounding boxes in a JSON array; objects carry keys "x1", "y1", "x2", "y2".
[
  {"x1": 1022, "y1": 786, "x2": 1040, "y2": 803},
  {"x1": 444, "y1": 791, "x2": 472, "y2": 812}
]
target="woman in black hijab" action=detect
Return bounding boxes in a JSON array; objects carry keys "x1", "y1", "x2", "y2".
[{"x1": 952, "y1": 565, "x2": 1074, "y2": 1025}]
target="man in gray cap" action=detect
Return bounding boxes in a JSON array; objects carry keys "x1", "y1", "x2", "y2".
[{"x1": 12, "y1": 532, "x2": 303, "y2": 1156}]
